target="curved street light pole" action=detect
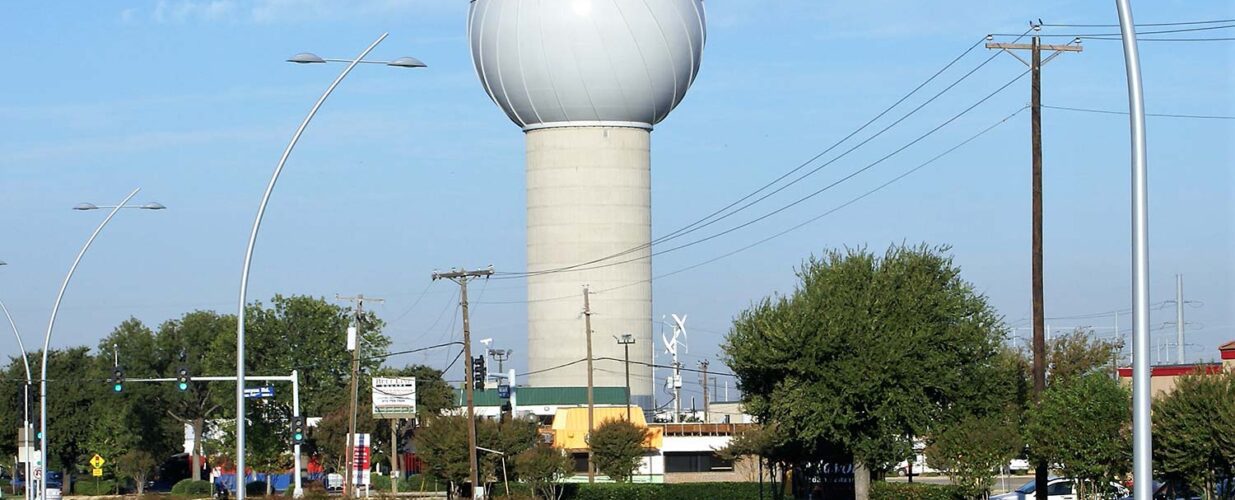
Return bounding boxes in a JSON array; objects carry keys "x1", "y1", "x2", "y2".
[
  {"x1": 0, "y1": 283, "x2": 33, "y2": 500},
  {"x1": 234, "y1": 33, "x2": 388, "y2": 500},
  {"x1": 1114, "y1": 1, "x2": 1152, "y2": 499},
  {"x1": 39, "y1": 188, "x2": 140, "y2": 500}
]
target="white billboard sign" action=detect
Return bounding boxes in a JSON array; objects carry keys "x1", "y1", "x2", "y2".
[{"x1": 372, "y1": 377, "x2": 416, "y2": 419}]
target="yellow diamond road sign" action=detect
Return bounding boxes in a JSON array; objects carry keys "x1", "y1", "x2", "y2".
[{"x1": 90, "y1": 454, "x2": 105, "y2": 469}]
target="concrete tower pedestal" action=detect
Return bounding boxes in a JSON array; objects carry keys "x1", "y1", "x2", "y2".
[{"x1": 526, "y1": 126, "x2": 653, "y2": 408}]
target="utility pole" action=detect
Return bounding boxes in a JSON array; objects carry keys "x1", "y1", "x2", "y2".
[
  {"x1": 583, "y1": 286, "x2": 596, "y2": 484},
  {"x1": 431, "y1": 266, "x2": 492, "y2": 499},
  {"x1": 617, "y1": 334, "x2": 636, "y2": 421},
  {"x1": 699, "y1": 360, "x2": 709, "y2": 423},
  {"x1": 335, "y1": 294, "x2": 383, "y2": 498},
  {"x1": 1175, "y1": 274, "x2": 1185, "y2": 364},
  {"x1": 987, "y1": 25, "x2": 1082, "y2": 500}
]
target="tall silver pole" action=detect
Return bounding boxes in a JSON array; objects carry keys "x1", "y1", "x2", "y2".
[
  {"x1": 40, "y1": 188, "x2": 140, "y2": 500},
  {"x1": 1114, "y1": 1, "x2": 1152, "y2": 498},
  {"x1": 0, "y1": 300, "x2": 33, "y2": 500},
  {"x1": 292, "y1": 370, "x2": 302, "y2": 498},
  {"x1": 1175, "y1": 274, "x2": 1184, "y2": 364},
  {"x1": 233, "y1": 34, "x2": 387, "y2": 500}
]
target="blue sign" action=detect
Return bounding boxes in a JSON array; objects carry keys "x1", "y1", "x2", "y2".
[
  {"x1": 497, "y1": 384, "x2": 511, "y2": 399},
  {"x1": 243, "y1": 386, "x2": 275, "y2": 399}
]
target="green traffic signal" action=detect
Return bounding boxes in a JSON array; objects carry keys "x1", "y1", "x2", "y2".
[
  {"x1": 293, "y1": 432, "x2": 303, "y2": 441},
  {"x1": 113, "y1": 383, "x2": 123, "y2": 393},
  {"x1": 177, "y1": 382, "x2": 189, "y2": 391}
]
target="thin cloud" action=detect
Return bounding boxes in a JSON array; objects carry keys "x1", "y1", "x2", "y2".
[{"x1": 126, "y1": 0, "x2": 458, "y2": 24}]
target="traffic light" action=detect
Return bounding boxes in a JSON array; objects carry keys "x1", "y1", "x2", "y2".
[
  {"x1": 175, "y1": 365, "x2": 191, "y2": 391},
  {"x1": 290, "y1": 416, "x2": 306, "y2": 445},
  {"x1": 109, "y1": 366, "x2": 125, "y2": 393},
  {"x1": 471, "y1": 356, "x2": 487, "y2": 391}
]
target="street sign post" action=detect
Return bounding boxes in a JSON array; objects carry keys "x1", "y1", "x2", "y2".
[
  {"x1": 497, "y1": 383, "x2": 510, "y2": 399},
  {"x1": 371, "y1": 377, "x2": 416, "y2": 419}
]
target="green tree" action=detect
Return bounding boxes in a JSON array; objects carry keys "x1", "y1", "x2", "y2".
[
  {"x1": 724, "y1": 245, "x2": 1009, "y2": 499},
  {"x1": 412, "y1": 415, "x2": 538, "y2": 495},
  {"x1": 1045, "y1": 328, "x2": 1122, "y2": 385},
  {"x1": 1153, "y1": 371, "x2": 1235, "y2": 499},
  {"x1": 154, "y1": 310, "x2": 234, "y2": 481},
  {"x1": 589, "y1": 419, "x2": 650, "y2": 483},
  {"x1": 91, "y1": 318, "x2": 180, "y2": 465},
  {"x1": 514, "y1": 443, "x2": 571, "y2": 500},
  {"x1": 115, "y1": 450, "x2": 157, "y2": 495},
  {"x1": 1025, "y1": 372, "x2": 1131, "y2": 499},
  {"x1": 924, "y1": 414, "x2": 1021, "y2": 498}
]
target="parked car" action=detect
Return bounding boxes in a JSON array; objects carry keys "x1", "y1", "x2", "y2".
[
  {"x1": 14, "y1": 470, "x2": 63, "y2": 490},
  {"x1": 992, "y1": 477, "x2": 1129, "y2": 500}
]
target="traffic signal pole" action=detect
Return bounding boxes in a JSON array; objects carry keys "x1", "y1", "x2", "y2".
[{"x1": 121, "y1": 372, "x2": 303, "y2": 497}]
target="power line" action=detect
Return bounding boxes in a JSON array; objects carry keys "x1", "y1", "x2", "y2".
[
  {"x1": 1043, "y1": 104, "x2": 1235, "y2": 120},
  {"x1": 496, "y1": 68, "x2": 1032, "y2": 279},
  {"x1": 994, "y1": 23, "x2": 1235, "y2": 38},
  {"x1": 1079, "y1": 37, "x2": 1235, "y2": 42},
  {"x1": 467, "y1": 105, "x2": 1028, "y2": 306},
  {"x1": 1042, "y1": 18, "x2": 1235, "y2": 27},
  {"x1": 495, "y1": 31, "x2": 1031, "y2": 280}
]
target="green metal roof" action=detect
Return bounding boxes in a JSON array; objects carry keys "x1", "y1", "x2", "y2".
[{"x1": 456, "y1": 386, "x2": 630, "y2": 407}]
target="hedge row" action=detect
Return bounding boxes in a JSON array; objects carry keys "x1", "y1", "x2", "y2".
[
  {"x1": 557, "y1": 482, "x2": 766, "y2": 500},
  {"x1": 492, "y1": 481, "x2": 965, "y2": 500},
  {"x1": 171, "y1": 479, "x2": 212, "y2": 495},
  {"x1": 870, "y1": 482, "x2": 967, "y2": 500},
  {"x1": 71, "y1": 479, "x2": 118, "y2": 496}
]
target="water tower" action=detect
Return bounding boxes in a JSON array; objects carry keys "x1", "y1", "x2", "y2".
[{"x1": 468, "y1": 0, "x2": 706, "y2": 409}]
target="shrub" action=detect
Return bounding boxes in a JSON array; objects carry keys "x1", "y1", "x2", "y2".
[
  {"x1": 72, "y1": 479, "x2": 117, "y2": 496},
  {"x1": 171, "y1": 479, "x2": 213, "y2": 495},
  {"x1": 564, "y1": 482, "x2": 765, "y2": 500},
  {"x1": 870, "y1": 482, "x2": 967, "y2": 500},
  {"x1": 589, "y1": 420, "x2": 651, "y2": 483}
]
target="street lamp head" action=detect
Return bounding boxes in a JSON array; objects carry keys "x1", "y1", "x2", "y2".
[
  {"x1": 140, "y1": 202, "x2": 166, "y2": 210},
  {"x1": 387, "y1": 56, "x2": 427, "y2": 68},
  {"x1": 287, "y1": 52, "x2": 326, "y2": 64},
  {"x1": 0, "y1": 260, "x2": 6, "y2": 266},
  {"x1": 73, "y1": 203, "x2": 99, "y2": 211}
]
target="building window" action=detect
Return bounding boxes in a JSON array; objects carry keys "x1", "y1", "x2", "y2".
[
  {"x1": 664, "y1": 452, "x2": 733, "y2": 473},
  {"x1": 571, "y1": 453, "x2": 589, "y2": 473}
]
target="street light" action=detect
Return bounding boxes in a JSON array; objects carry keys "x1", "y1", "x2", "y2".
[
  {"x1": 0, "y1": 261, "x2": 35, "y2": 500},
  {"x1": 235, "y1": 33, "x2": 425, "y2": 500},
  {"x1": 40, "y1": 190, "x2": 163, "y2": 500},
  {"x1": 616, "y1": 334, "x2": 636, "y2": 421}
]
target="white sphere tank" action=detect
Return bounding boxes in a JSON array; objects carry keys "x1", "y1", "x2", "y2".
[
  {"x1": 468, "y1": 0, "x2": 706, "y2": 130},
  {"x1": 468, "y1": 0, "x2": 706, "y2": 411}
]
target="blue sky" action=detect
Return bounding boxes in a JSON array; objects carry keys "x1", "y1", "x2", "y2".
[{"x1": 1, "y1": 1, "x2": 1232, "y2": 395}]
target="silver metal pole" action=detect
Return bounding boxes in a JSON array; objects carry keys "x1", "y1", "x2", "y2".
[
  {"x1": 292, "y1": 370, "x2": 302, "y2": 498},
  {"x1": 1175, "y1": 274, "x2": 1184, "y2": 364},
  {"x1": 0, "y1": 300, "x2": 33, "y2": 500},
  {"x1": 40, "y1": 188, "x2": 139, "y2": 500},
  {"x1": 1114, "y1": 1, "x2": 1152, "y2": 498},
  {"x1": 234, "y1": 34, "x2": 387, "y2": 500}
]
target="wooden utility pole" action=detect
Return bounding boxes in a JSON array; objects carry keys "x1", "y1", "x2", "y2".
[
  {"x1": 987, "y1": 28, "x2": 1081, "y2": 500},
  {"x1": 583, "y1": 286, "x2": 596, "y2": 483},
  {"x1": 700, "y1": 360, "x2": 710, "y2": 423},
  {"x1": 335, "y1": 294, "x2": 384, "y2": 498},
  {"x1": 432, "y1": 266, "x2": 494, "y2": 499}
]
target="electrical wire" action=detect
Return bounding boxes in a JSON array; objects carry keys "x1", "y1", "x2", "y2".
[
  {"x1": 1041, "y1": 18, "x2": 1235, "y2": 28},
  {"x1": 493, "y1": 32, "x2": 1028, "y2": 280},
  {"x1": 467, "y1": 104, "x2": 1030, "y2": 306},
  {"x1": 1079, "y1": 37, "x2": 1235, "y2": 42},
  {"x1": 386, "y1": 282, "x2": 435, "y2": 324},
  {"x1": 516, "y1": 357, "x2": 589, "y2": 377},
  {"x1": 992, "y1": 23, "x2": 1235, "y2": 38},
  {"x1": 496, "y1": 67, "x2": 1032, "y2": 279},
  {"x1": 1043, "y1": 104, "x2": 1235, "y2": 120}
]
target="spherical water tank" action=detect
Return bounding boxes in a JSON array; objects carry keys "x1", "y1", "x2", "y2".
[{"x1": 468, "y1": 0, "x2": 706, "y2": 130}]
